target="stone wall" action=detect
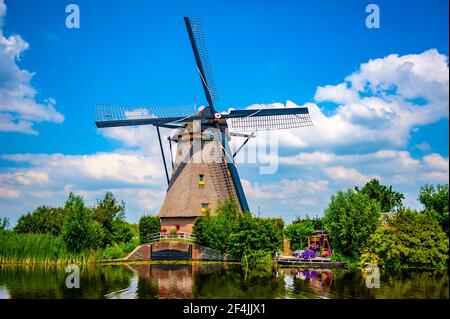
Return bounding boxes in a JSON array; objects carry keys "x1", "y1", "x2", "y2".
[{"x1": 125, "y1": 243, "x2": 151, "y2": 261}]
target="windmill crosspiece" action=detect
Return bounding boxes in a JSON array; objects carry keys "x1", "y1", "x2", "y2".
[{"x1": 95, "y1": 17, "x2": 313, "y2": 233}]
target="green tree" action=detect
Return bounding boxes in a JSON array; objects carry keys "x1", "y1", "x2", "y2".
[
  {"x1": 228, "y1": 215, "x2": 284, "y2": 259},
  {"x1": 139, "y1": 215, "x2": 161, "y2": 244},
  {"x1": 366, "y1": 209, "x2": 449, "y2": 268},
  {"x1": 91, "y1": 192, "x2": 131, "y2": 246},
  {"x1": 14, "y1": 206, "x2": 66, "y2": 236},
  {"x1": 418, "y1": 184, "x2": 449, "y2": 234},
  {"x1": 285, "y1": 215, "x2": 324, "y2": 250},
  {"x1": 195, "y1": 197, "x2": 241, "y2": 253},
  {"x1": 285, "y1": 221, "x2": 314, "y2": 251},
  {"x1": 323, "y1": 189, "x2": 381, "y2": 258},
  {"x1": 61, "y1": 193, "x2": 103, "y2": 252},
  {"x1": 357, "y1": 179, "x2": 404, "y2": 212},
  {"x1": 193, "y1": 197, "x2": 284, "y2": 265}
]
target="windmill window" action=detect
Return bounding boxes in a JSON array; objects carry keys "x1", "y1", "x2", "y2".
[
  {"x1": 198, "y1": 174, "x2": 205, "y2": 186},
  {"x1": 201, "y1": 203, "x2": 210, "y2": 213}
]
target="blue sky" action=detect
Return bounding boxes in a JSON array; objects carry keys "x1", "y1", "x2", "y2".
[{"x1": 0, "y1": 0, "x2": 448, "y2": 224}]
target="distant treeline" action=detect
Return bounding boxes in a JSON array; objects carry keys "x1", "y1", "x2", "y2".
[{"x1": 0, "y1": 192, "x2": 140, "y2": 264}]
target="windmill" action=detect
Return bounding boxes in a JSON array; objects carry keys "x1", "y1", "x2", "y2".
[{"x1": 95, "y1": 17, "x2": 313, "y2": 233}]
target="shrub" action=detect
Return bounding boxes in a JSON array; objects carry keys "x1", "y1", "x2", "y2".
[
  {"x1": 195, "y1": 197, "x2": 241, "y2": 253},
  {"x1": 111, "y1": 220, "x2": 133, "y2": 244},
  {"x1": 359, "y1": 250, "x2": 380, "y2": 268},
  {"x1": 169, "y1": 229, "x2": 178, "y2": 235},
  {"x1": 365, "y1": 209, "x2": 449, "y2": 269},
  {"x1": 139, "y1": 215, "x2": 160, "y2": 244},
  {"x1": 122, "y1": 238, "x2": 140, "y2": 254},
  {"x1": 323, "y1": 189, "x2": 381, "y2": 258},
  {"x1": 101, "y1": 244, "x2": 124, "y2": 260},
  {"x1": 193, "y1": 198, "x2": 284, "y2": 266}
]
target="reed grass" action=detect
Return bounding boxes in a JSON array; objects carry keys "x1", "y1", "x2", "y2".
[{"x1": 0, "y1": 231, "x2": 100, "y2": 265}]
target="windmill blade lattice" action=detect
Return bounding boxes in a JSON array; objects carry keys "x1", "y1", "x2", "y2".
[
  {"x1": 95, "y1": 104, "x2": 199, "y2": 128},
  {"x1": 185, "y1": 17, "x2": 219, "y2": 107},
  {"x1": 226, "y1": 108, "x2": 313, "y2": 132}
]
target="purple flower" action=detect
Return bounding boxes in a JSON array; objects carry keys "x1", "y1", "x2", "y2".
[{"x1": 301, "y1": 249, "x2": 316, "y2": 259}]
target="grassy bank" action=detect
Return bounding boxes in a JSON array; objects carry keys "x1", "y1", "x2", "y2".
[{"x1": 0, "y1": 231, "x2": 140, "y2": 265}]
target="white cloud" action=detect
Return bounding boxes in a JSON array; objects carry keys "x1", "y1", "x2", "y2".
[
  {"x1": 423, "y1": 153, "x2": 449, "y2": 172},
  {"x1": 241, "y1": 178, "x2": 332, "y2": 220},
  {"x1": 314, "y1": 83, "x2": 358, "y2": 104},
  {"x1": 413, "y1": 142, "x2": 432, "y2": 153},
  {"x1": 1, "y1": 152, "x2": 165, "y2": 187},
  {"x1": 0, "y1": 169, "x2": 49, "y2": 186},
  {"x1": 243, "y1": 50, "x2": 448, "y2": 153},
  {"x1": 323, "y1": 166, "x2": 380, "y2": 185},
  {"x1": 421, "y1": 153, "x2": 449, "y2": 182},
  {"x1": 0, "y1": 187, "x2": 20, "y2": 199},
  {"x1": 0, "y1": 0, "x2": 63, "y2": 134},
  {"x1": 0, "y1": 151, "x2": 167, "y2": 222}
]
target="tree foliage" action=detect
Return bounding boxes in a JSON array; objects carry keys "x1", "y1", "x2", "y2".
[
  {"x1": 61, "y1": 193, "x2": 104, "y2": 252},
  {"x1": 323, "y1": 189, "x2": 381, "y2": 258},
  {"x1": 139, "y1": 215, "x2": 161, "y2": 244},
  {"x1": 365, "y1": 209, "x2": 449, "y2": 268},
  {"x1": 228, "y1": 214, "x2": 284, "y2": 259},
  {"x1": 193, "y1": 197, "x2": 241, "y2": 253},
  {"x1": 193, "y1": 197, "x2": 284, "y2": 264},
  {"x1": 285, "y1": 221, "x2": 314, "y2": 251},
  {"x1": 418, "y1": 184, "x2": 449, "y2": 234},
  {"x1": 14, "y1": 206, "x2": 66, "y2": 236},
  {"x1": 91, "y1": 192, "x2": 132, "y2": 245},
  {"x1": 12, "y1": 192, "x2": 134, "y2": 252},
  {"x1": 357, "y1": 179, "x2": 404, "y2": 212}
]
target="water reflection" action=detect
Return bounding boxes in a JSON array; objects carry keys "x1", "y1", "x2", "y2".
[{"x1": 0, "y1": 264, "x2": 448, "y2": 299}]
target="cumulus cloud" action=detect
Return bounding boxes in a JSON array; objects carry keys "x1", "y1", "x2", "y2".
[
  {"x1": 421, "y1": 153, "x2": 449, "y2": 182},
  {"x1": 1, "y1": 152, "x2": 165, "y2": 188},
  {"x1": 241, "y1": 178, "x2": 332, "y2": 220},
  {"x1": 324, "y1": 166, "x2": 380, "y2": 185},
  {"x1": 241, "y1": 49, "x2": 448, "y2": 153},
  {"x1": 0, "y1": 0, "x2": 63, "y2": 134},
  {"x1": 0, "y1": 151, "x2": 167, "y2": 222}
]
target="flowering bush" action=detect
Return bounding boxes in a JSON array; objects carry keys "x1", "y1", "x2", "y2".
[
  {"x1": 309, "y1": 243, "x2": 320, "y2": 251},
  {"x1": 294, "y1": 250, "x2": 303, "y2": 258},
  {"x1": 161, "y1": 227, "x2": 167, "y2": 233},
  {"x1": 322, "y1": 251, "x2": 332, "y2": 258},
  {"x1": 301, "y1": 249, "x2": 316, "y2": 259},
  {"x1": 175, "y1": 223, "x2": 181, "y2": 230}
]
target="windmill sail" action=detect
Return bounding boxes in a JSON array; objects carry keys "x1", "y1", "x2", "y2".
[
  {"x1": 95, "y1": 104, "x2": 200, "y2": 128},
  {"x1": 184, "y1": 17, "x2": 219, "y2": 111},
  {"x1": 225, "y1": 107, "x2": 313, "y2": 132}
]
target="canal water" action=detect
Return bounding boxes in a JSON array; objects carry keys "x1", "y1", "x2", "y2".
[{"x1": 0, "y1": 263, "x2": 448, "y2": 299}]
